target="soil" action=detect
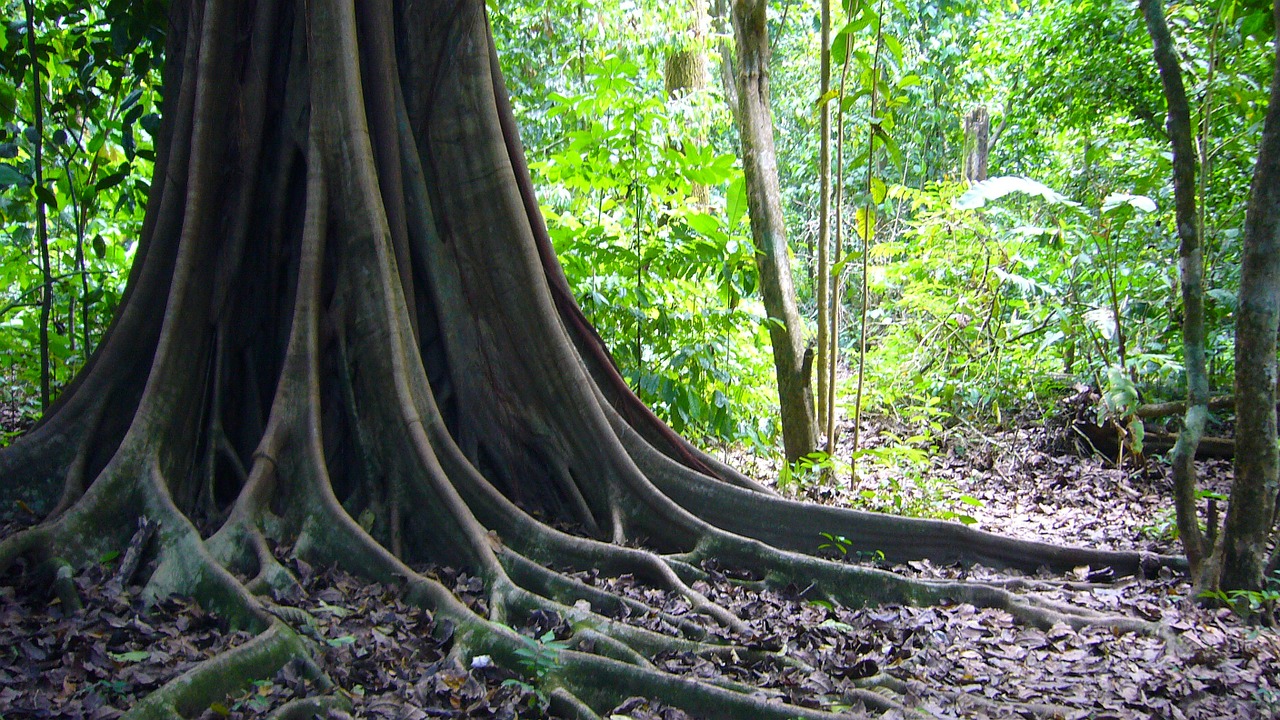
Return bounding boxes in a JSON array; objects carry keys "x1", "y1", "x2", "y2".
[{"x1": 1, "y1": 405, "x2": 1277, "y2": 719}]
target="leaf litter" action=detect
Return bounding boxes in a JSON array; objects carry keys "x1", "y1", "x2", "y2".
[{"x1": 0, "y1": 417, "x2": 1277, "y2": 718}]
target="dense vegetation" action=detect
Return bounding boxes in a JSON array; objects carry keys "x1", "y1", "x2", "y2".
[
  {"x1": 0, "y1": 0, "x2": 163, "y2": 421},
  {"x1": 489, "y1": 0, "x2": 1275, "y2": 486}
]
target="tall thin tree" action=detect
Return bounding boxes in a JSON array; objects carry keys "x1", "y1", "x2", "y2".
[
  {"x1": 1140, "y1": 0, "x2": 1209, "y2": 577},
  {"x1": 728, "y1": 0, "x2": 817, "y2": 462}
]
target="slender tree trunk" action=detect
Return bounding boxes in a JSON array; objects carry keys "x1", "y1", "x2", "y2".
[
  {"x1": 815, "y1": 0, "x2": 832, "y2": 438},
  {"x1": 1140, "y1": 0, "x2": 1208, "y2": 577},
  {"x1": 24, "y1": 0, "x2": 52, "y2": 411},
  {"x1": 729, "y1": 0, "x2": 816, "y2": 463},
  {"x1": 711, "y1": 0, "x2": 739, "y2": 116},
  {"x1": 828, "y1": 27, "x2": 854, "y2": 456},
  {"x1": 962, "y1": 106, "x2": 989, "y2": 183},
  {"x1": 1220, "y1": 2, "x2": 1280, "y2": 593}
]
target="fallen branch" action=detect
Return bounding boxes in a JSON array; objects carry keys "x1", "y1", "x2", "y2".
[{"x1": 1134, "y1": 395, "x2": 1234, "y2": 419}]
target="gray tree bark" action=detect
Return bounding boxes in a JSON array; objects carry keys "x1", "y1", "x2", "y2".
[
  {"x1": 962, "y1": 106, "x2": 989, "y2": 183},
  {"x1": 728, "y1": 0, "x2": 817, "y2": 463},
  {"x1": 1221, "y1": 0, "x2": 1280, "y2": 593},
  {"x1": 1140, "y1": 0, "x2": 1209, "y2": 579}
]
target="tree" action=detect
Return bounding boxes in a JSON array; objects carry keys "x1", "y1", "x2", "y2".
[
  {"x1": 0, "y1": 0, "x2": 1176, "y2": 715},
  {"x1": 816, "y1": 0, "x2": 834, "y2": 439},
  {"x1": 728, "y1": 0, "x2": 818, "y2": 463},
  {"x1": 1220, "y1": 0, "x2": 1280, "y2": 593},
  {"x1": 1140, "y1": 0, "x2": 1210, "y2": 580},
  {"x1": 665, "y1": 0, "x2": 711, "y2": 207}
]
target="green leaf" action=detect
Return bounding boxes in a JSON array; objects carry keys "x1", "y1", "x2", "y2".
[
  {"x1": 814, "y1": 89, "x2": 839, "y2": 113},
  {"x1": 109, "y1": 650, "x2": 150, "y2": 663},
  {"x1": 0, "y1": 83, "x2": 15, "y2": 124},
  {"x1": 326, "y1": 635, "x2": 356, "y2": 647},
  {"x1": 872, "y1": 125, "x2": 902, "y2": 167},
  {"x1": 0, "y1": 164, "x2": 26, "y2": 188},
  {"x1": 954, "y1": 176, "x2": 1076, "y2": 210},
  {"x1": 882, "y1": 34, "x2": 903, "y2": 66},
  {"x1": 139, "y1": 113, "x2": 161, "y2": 135},
  {"x1": 727, "y1": 176, "x2": 747, "y2": 229},
  {"x1": 1127, "y1": 417, "x2": 1145, "y2": 455},
  {"x1": 92, "y1": 234, "x2": 106, "y2": 259},
  {"x1": 684, "y1": 211, "x2": 721, "y2": 236},
  {"x1": 855, "y1": 206, "x2": 876, "y2": 242},
  {"x1": 870, "y1": 177, "x2": 886, "y2": 204},
  {"x1": 120, "y1": 87, "x2": 143, "y2": 111},
  {"x1": 1100, "y1": 193, "x2": 1156, "y2": 215},
  {"x1": 34, "y1": 184, "x2": 58, "y2": 209},
  {"x1": 1207, "y1": 288, "x2": 1237, "y2": 310},
  {"x1": 96, "y1": 169, "x2": 128, "y2": 192}
]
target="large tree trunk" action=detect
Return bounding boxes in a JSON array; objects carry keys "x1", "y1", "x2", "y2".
[
  {"x1": 728, "y1": 0, "x2": 817, "y2": 463},
  {"x1": 1220, "y1": 2, "x2": 1280, "y2": 594},
  {"x1": 1140, "y1": 0, "x2": 1209, "y2": 579},
  {"x1": 0, "y1": 1, "x2": 1179, "y2": 716}
]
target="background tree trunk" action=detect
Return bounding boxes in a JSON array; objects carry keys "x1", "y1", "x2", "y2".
[
  {"x1": 962, "y1": 105, "x2": 989, "y2": 183},
  {"x1": 728, "y1": 0, "x2": 817, "y2": 463},
  {"x1": 1140, "y1": 0, "x2": 1209, "y2": 579},
  {"x1": 665, "y1": 1, "x2": 711, "y2": 207},
  {"x1": 816, "y1": 0, "x2": 833, "y2": 441}
]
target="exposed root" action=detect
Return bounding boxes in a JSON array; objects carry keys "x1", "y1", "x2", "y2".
[
  {"x1": 265, "y1": 695, "x2": 352, "y2": 720},
  {"x1": 548, "y1": 688, "x2": 604, "y2": 720},
  {"x1": 124, "y1": 622, "x2": 312, "y2": 720},
  {"x1": 854, "y1": 673, "x2": 1080, "y2": 718},
  {"x1": 42, "y1": 556, "x2": 83, "y2": 612}
]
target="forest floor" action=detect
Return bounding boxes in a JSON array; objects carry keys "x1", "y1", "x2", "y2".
[{"x1": 1, "y1": 395, "x2": 1278, "y2": 719}]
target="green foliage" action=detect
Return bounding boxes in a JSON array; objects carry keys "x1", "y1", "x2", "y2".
[
  {"x1": 513, "y1": 630, "x2": 569, "y2": 682},
  {"x1": 850, "y1": 175, "x2": 1208, "y2": 426},
  {"x1": 0, "y1": 0, "x2": 162, "y2": 423},
  {"x1": 817, "y1": 531, "x2": 851, "y2": 555},
  {"x1": 518, "y1": 46, "x2": 780, "y2": 447},
  {"x1": 1200, "y1": 571, "x2": 1280, "y2": 620},
  {"x1": 1139, "y1": 506, "x2": 1181, "y2": 543},
  {"x1": 779, "y1": 451, "x2": 841, "y2": 492},
  {"x1": 0, "y1": 0, "x2": 1269, "y2": 479}
]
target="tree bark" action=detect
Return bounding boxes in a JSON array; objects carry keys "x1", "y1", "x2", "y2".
[
  {"x1": 665, "y1": 1, "x2": 711, "y2": 207},
  {"x1": 728, "y1": 0, "x2": 817, "y2": 463},
  {"x1": 815, "y1": 0, "x2": 832, "y2": 439},
  {"x1": 1220, "y1": 1, "x2": 1280, "y2": 593},
  {"x1": 1140, "y1": 0, "x2": 1209, "y2": 578},
  {"x1": 23, "y1": 0, "x2": 53, "y2": 411},
  {"x1": 962, "y1": 106, "x2": 989, "y2": 183}
]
